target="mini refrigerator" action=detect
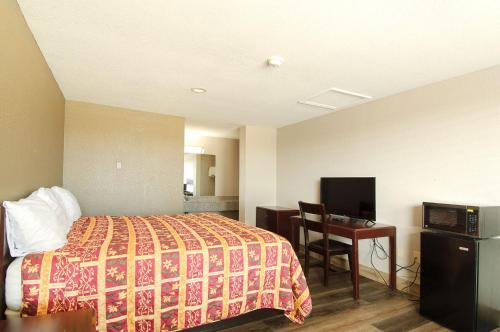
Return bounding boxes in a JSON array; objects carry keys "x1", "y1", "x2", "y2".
[{"x1": 420, "y1": 231, "x2": 500, "y2": 331}]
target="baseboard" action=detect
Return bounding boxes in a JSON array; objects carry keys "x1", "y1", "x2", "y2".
[{"x1": 299, "y1": 246, "x2": 420, "y2": 298}]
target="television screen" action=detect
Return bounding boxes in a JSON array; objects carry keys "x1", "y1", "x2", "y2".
[{"x1": 320, "y1": 177, "x2": 376, "y2": 221}]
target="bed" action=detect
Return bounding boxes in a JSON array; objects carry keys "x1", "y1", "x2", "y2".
[{"x1": 0, "y1": 211, "x2": 311, "y2": 331}]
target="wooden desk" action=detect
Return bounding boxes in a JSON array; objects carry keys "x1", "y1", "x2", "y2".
[{"x1": 290, "y1": 216, "x2": 396, "y2": 300}]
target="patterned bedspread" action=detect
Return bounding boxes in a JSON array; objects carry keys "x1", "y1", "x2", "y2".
[{"x1": 21, "y1": 213, "x2": 312, "y2": 331}]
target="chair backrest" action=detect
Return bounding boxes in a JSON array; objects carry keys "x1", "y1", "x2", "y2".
[{"x1": 298, "y1": 201, "x2": 329, "y2": 246}]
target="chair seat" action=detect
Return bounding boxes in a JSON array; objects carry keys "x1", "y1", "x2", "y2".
[{"x1": 308, "y1": 239, "x2": 351, "y2": 254}]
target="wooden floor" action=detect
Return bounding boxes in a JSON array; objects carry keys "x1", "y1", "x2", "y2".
[{"x1": 189, "y1": 265, "x2": 450, "y2": 332}]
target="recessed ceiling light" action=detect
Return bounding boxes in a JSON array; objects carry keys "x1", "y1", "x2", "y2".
[
  {"x1": 267, "y1": 56, "x2": 284, "y2": 67},
  {"x1": 191, "y1": 88, "x2": 206, "y2": 94}
]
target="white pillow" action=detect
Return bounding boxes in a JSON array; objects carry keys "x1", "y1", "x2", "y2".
[
  {"x1": 3, "y1": 197, "x2": 68, "y2": 257},
  {"x1": 30, "y1": 188, "x2": 70, "y2": 234},
  {"x1": 50, "y1": 186, "x2": 82, "y2": 224}
]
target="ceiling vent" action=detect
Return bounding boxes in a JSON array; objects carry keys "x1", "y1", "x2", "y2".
[{"x1": 298, "y1": 88, "x2": 372, "y2": 111}]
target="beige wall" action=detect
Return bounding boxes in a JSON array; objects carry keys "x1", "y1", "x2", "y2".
[
  {"x1": 239, "y1": 126, "x2": 277, "y2": 226},
  {"x1": 277, "y1": 65, "x2": 500, "y2": 280},
  {"x1": 196, "y1": 154, "x2": 215, "y2": 196},
  {"x1": 185, "y1": 136, "x2": 239, "y2": 196},
  {"x1": 63, "y1": 101, "x2": 184, "y2": 216},
  {"x1": 0, "y1": 0, "x2": 65, "y2": 202}
]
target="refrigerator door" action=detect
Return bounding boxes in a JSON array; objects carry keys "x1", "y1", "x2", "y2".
[{"x1": 420, "y1": 232, "x2": 477, "y2": 332}]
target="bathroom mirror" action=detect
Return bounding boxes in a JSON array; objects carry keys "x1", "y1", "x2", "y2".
[{"x1": 184, "y1": 153, "x2": 216, "y2": 196}]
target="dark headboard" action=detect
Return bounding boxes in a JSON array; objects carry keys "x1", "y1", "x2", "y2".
[{"x1": 0, "y1": 206, "x2": 14, "y2": 319}]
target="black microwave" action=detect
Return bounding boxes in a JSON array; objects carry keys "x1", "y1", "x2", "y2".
[{"x1": 422, "y1": 202, "x2": 500, "y2": 239}]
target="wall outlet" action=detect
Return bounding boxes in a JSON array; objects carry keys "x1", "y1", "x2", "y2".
[{"x1": 413, "y1": 250, "x2": 421, "y2": 264}]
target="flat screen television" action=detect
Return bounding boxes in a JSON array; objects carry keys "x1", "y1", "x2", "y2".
[{"x1": 320, "y1": 177, "x2": 376, "y2": 221}]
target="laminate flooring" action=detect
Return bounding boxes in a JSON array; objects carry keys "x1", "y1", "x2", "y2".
[{"x1": 187, "y1": 265, "x2": 450, "y2": 332}]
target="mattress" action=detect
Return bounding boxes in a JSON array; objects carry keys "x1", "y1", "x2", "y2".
[{"x1": 6, "y1": 256, "x2": 23, "y2": 312}]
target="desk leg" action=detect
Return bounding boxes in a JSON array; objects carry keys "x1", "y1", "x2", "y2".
[
  {"x1": 352, "y1": 235, "x2": 360, "y2": 300},
  {"x1": 389, "y1": 233, "x2": 397, "y2": 290}
]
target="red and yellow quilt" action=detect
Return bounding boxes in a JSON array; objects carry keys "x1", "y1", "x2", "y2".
[{"x1": 21, "y1": 213, "x2": 312, "y2": 331}]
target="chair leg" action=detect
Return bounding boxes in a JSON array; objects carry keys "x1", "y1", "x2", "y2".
[
  {"x1": 347, "y1": 251, "x2": 354, "y2": 286},
  {"x1": 304, "y1": 248, "x2": 310, "y2": 278},
  {"x1": 323, "y1": 252, "x2": 330, "y2": 287}
]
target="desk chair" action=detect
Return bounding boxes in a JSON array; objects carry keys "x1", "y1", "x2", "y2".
[{"x1": 299, "y1": 201, "x2": 354, "y2": 287}]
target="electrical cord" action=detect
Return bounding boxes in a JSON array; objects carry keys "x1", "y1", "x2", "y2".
[
  {"x1": 373, "y1": 238, "x2": 419, "y2": 273},
  {"x1": 372, "y1": 238, "x2": 418, "y2": 272},
  {"x1": 369, "y1": 239, "x2": 389, "y2": 286},
  {"x1": 369, "y1": 238, "x2": 420, "y2": 300},
  {"x1": 401, "y1": 264, "x2": 421, "y2": 302},
  {"x1": 397, "y1": 258, "x2": 417, "y2": 273},
  {"x1": 374, "y1": 238, "x2": 389, "y2": 257}
]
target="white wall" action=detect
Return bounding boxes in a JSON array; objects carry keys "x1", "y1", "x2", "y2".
[
  {"x1": 185, "y1": 136, "x2": 239, "y2": 196},
  {"x1": 277, "y1": 65, "x2": 500, "y2": 279},
  {"x1": 239, "y1": 126, "x2": 277, "y2": 226}
]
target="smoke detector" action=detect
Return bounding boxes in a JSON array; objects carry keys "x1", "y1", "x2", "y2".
[{"x1": 267, "y1": 56, "x2": 284, "y2": 67}]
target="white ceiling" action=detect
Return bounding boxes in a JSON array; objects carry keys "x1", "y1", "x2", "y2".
[{"x1": 18, "y1": 0, "x2": 500, "y2": 133}]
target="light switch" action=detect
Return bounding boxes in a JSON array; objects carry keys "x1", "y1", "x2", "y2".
[{"x1": 116, "y1": 161, "x2": 122, "y2": 169}]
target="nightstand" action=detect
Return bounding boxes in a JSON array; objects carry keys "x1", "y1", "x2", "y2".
[
  {"x1": 0, "y1": 309, "x2": 96, "y2": 332},
  {"x1": 256, "y1": 206, "x2": 300, "y2": 251}
]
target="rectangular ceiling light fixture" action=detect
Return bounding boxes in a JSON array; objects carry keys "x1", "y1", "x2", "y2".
[
  {"x1": 298, "y1": 87, "x2": 372, "y2": 111},
  {"x1": 184, "y1": 146, "x2": 205, "y2": 154}
]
